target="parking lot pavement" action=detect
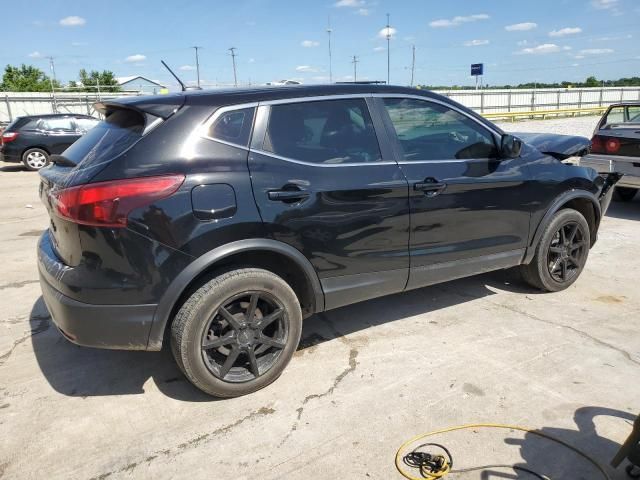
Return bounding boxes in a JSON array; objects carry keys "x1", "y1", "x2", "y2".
[{"x1": 1, "y1": 145, "x2": 639, "y2": 479}]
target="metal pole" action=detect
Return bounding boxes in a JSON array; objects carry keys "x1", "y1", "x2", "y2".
[
  {"x1": 47, "y1": 57, "x2": 58, "y2": 113},
  {"x1": 5, "y1": 94, "x2": 12, "y2": 122},
  {"x1": 327, "y1": 16, "x2": 333, "y2": 84},
  {"x1": 96, "y1": 76, "x2": 101, "y2": 102},
  {"x1": 410, "y1": 44, "x2": 415, "y2": 87},
  {"x1": 352, "y1": 55, "x2": 358, "y2": 82},
  {"x1": 229, "y1": 47, "x2": 238, "y2": 87},
  {"x1": 385, "y1": 13, "x2": 391, "y2": 85},
  {"x1": 192, "y1": 46, "x2": 202, "y2": 88}
]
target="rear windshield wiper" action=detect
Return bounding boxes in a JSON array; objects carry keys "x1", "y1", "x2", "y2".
[{"x1": 50, "y1": 154, "x2": 77, "y2": 167}]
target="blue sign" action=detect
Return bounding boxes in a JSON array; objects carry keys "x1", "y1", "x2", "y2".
[{"x1": 471, "y1": 63, "x2": 484, "y2": 76}]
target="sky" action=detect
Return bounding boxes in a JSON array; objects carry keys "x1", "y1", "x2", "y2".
[{"x1": 1, "y1": 0, "x2": 638, "y2": 90}]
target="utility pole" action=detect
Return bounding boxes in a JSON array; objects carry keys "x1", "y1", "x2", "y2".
[
  {"x1": 327, "y1": 16, "x2": 333, "y2": 83},
  {"x1": 46, "y1": 56, "x2": 57, "y2": 113},
  {"x1": 385, "y1": 13, "x2": 392, "y2": 85},
  {"x1": 229, "y1": 47, "x2": 238, "y2": 87},
  {"x1": 351, "y1": 55, "x2": 359, "y2": 82},
  {"x1": 410, "y1": 44, "x2": 416, "y2": 87},
  {"x1": 192, "y1": 46, "x2": 202, "y2": 88}
]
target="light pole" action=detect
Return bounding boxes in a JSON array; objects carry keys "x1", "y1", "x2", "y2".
[
  {"x1": 410, "y1": 44, "x2": 415, "y2": 87},
  {"x1": 351, "y1": 55, "x2": 359, "y2": 82},
  {"x1": 385, "y1": 14, "x2": 392, "y2": 85},
  {"x1": 46, "y1": 56, "x2": 57, "y2": 113},
  {"x1": 327, "y1": 16, "x2": 333, "y2": 83},
  {"x1": 192, "y1": 46, "x2": 202, "y2": 88}
]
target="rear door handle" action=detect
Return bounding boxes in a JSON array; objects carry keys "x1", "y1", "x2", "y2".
[
  {"x1": 414, "y1": 181, "x2": 447, "y2": 197},
  {"x1": 267, "y1": 190, "x2": 310, "y2": 202}
]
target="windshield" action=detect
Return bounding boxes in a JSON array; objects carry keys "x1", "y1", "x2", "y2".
[{"x1": 603, "y1": 105, "x2": 640, "y2": 128}]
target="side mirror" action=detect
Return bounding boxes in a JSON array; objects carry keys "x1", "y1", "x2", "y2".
[{"x1": 500, "y1": 134, "x2": 523, "y2": 159}]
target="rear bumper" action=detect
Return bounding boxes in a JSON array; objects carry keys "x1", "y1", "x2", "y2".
[
  {"x1": 37, "y1": 232, "x2": 157, "y2": 350},
  {"x1": 581, "y1": 154, "x2": 640, "y2": 189}
]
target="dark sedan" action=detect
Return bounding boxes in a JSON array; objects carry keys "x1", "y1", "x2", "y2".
[
  {"x1": 581, "y1": 102, "x2": 640, "y2": 202},
  {"x1": 0, "y1": 114, "x2": 99, "y2": 170}
]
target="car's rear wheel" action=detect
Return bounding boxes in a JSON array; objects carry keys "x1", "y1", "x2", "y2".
[
  {"x1": 22, "y1": 148, "x2": 49, "y2": 171},
  {"x1": 170, "y1": 268, "x2": 302, "y2": 397},
  {"x1": 613, "y1": 187, "x2": 637, "y2": 202},
  {"x1": 520, "y1": 209, "x2": 590, "y2": 292}
]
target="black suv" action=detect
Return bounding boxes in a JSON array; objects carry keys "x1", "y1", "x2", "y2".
[
  {"x1": 37, "y1": 85, "x2": 620, "y2": 397},
  {"x1": 1, "y1": 114, "x2": 99, "y2": 170}
]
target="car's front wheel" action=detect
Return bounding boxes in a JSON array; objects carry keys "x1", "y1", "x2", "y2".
[
  {"x1": 171, "y1": 268, "x2": 302, "y2": 397},
  {"x1": 520, "y1": 209, "x2": 590, "y2": 292},
  {"x1": 22, "y1": 148, "x2": 50, "y2": 171},
  {"x1": 613, "y1": 187, "x2": 637, "y2": 202}
]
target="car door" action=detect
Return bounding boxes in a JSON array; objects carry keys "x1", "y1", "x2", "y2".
[
  {"x1": 248, "y1": 95, "x2": 410, "y2": 310},
  {"x1": 40, "y1": 117, "x2": 79, "y2": 153},
  {"x1": 375, "y1": 95, "x2": 531, "y2": 290}
]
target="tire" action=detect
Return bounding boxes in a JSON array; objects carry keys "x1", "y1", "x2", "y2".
[
  {"x1": 520, "y1": 209, "x2": 590, "y2": 292},
  {"x1": 170, "y1": 268, "x2": 302, "y2": 397},
  {"x1": 613, "y1": 187, "x2": 637, "y2": 202},
  {"x1": 21, "y1": 148, "x2": 49, "y2": 171}
]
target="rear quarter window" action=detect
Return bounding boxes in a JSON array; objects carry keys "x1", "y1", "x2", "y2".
[
  {"x1": 206, "y1": 107, "x2": 255, "y2": 146},
  {"x1": 62, "y1": 109, "x2": 146, "y2": 170}
]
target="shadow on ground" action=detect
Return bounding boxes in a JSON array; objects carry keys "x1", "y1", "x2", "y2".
[
  {"x1": 30, "y1": 268, "x2": 536, "y2": 400},
  {"x1": 606, "y1": 197, "x2": 640, "y2": 222},
  {"x1": 0, "y1": 164, "x2": 27, "y2": 173},
  {"x1": 503, "y1": 406, "x2": 637, "y2": 479}
]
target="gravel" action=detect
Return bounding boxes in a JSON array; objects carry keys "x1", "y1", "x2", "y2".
[{"x1": 497, "y1": 115, "x2": 600, "y2": 138}]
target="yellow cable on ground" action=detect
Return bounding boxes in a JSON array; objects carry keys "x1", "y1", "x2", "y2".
[{"x1": 395, "y1": 423, "x2": 611, "y2": 480}]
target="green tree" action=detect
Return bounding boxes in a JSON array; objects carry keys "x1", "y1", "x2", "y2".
[
  {"x1": 584, "y1": 76, "x2": 600, "y2": 88},
  {"x1": 0, "y1": 64, "x2": 60, "y2": 92},
  {"x1": 77, "y1": 69, "x2": 120, "y2": 92}
]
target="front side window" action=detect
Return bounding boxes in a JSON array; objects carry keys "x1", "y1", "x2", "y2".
[
  {"x1": 264, "y1": 98, "x2": 382, "y2": 164},
  {"x1": 208, "y1": 107, "x2": 255, "y2": 146},
  {"x1": 383, "y1": 98, "x2": 498, "y2": 161}
]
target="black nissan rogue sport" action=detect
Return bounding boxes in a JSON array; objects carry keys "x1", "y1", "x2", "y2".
[{"x1": 37, "y1": 84, "x2": 620, "y2": 397}]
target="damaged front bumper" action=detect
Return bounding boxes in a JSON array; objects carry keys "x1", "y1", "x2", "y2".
[{"x1": 596, "y1": 172, "x2": 624, "y2": 216}]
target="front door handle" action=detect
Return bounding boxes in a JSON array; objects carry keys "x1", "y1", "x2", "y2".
[
  {"x1": 414, "y1": 179, "x2": 447, "y2": 197},
  {"x1": 267, "y1": 189, "x2": 310, "y2": 202}
]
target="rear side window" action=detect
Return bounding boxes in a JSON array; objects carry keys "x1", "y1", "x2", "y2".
[
  {"x1": 75, "y1": 117, "x2": 99, "y2": 133},
  {"x1": 207, "y1": 107, "x2": 254, "y2": 146},
  {"x1": 62, "y1": 109, "x2": 146, "y2": 169},
  {"x1": 40, "y1": 117, "x2": 75, "y2": 132},
  {"x1": 264, "y1": 98, "x2": 382, "y2": 164}
]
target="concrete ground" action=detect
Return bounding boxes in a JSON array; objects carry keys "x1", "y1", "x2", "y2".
[{"x1": 1, "y1": 116, "x2": 639, "y2": 479}]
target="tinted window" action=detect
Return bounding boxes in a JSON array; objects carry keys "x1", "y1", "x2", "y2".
[
  {"x1": 40, "y1": 117, "x2": 74, "y2": 132},
  {"x1": 383, "y1": 98, "x2": 498, "y2": 161},
  {"x1": 208, "y1": 107, "x2": 254, "y2": 146},
  {"x1": 264, "y1": 98, "x2": 381, "y2": 164},
  {"x1": 62, "y1": 109, "x2": 146, "y2": 169}
]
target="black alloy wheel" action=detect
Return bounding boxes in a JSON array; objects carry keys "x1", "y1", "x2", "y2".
[
  {"x1": 201, "y1": 291, "x2": 288, "y2": 383},
  {"x1": 546, "y1": 221, "x2": 588, "y2": 283}
]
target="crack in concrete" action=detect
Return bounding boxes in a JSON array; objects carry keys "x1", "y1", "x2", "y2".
[
  {"x1": 0, "y1": 315, "x2": 50, "y2": 366},
  {"x1": 88, "y1": 407, "x2": 275, "y2": 480},
  {"x1": 0, "y1": 279, "x2": 39, "y2": 291},
  {"x1": 279, "y1": 314, "x2": 360, "y2": 447}
]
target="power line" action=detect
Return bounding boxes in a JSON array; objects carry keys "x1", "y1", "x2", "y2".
[
  {"x1": 192, "y1": 46, "x2": 202, "y2": 88},
  {"x1": 229, "y1": 47, "x2": 238, "y2": 87},
  {"x1": 351, "y1": 55, "x2": 359, "y2": 82}
]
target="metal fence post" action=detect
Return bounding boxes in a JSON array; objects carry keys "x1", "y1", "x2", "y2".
[
  {"x1": 507, "y1": 90, "x2": 511, "y2": 112},
  {"x1": 85, "y1": 96, "x2": 91, "y2": 115},
  {"x1": 556, "y1": 90, "x2": 561, "y2": 109},
  {"x1": 578, "y1": 89, "x2": 582, "y2": 110},
  {"x1": 620, "y1": 88, "x2": 624, "y2": 102},
  {"x1": 531, "y1": 89, "x2": 536, "y2": 112},
  {"x1": 599, "y1": 88, "x2": 604, "y2": 107},
  {"x1": 5, "y1": 94, "x2": 12, "y2": 122},
  {"x1": 480, "y1": 91, "x2": 485, "y2": 114}
]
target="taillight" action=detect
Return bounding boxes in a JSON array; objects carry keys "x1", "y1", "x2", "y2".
[
  {"x1": 590, "y1": 135, "x2": 604, "y2": 154},
  {"x1": 51, "y1": 174, "x2": 185, "y2": 227},
  {"x1": 604, "y1": 137, "x2": 620, "y2": 154},
  {"x1": 590, "y1": 134, "x2": 620, "y2": 155},
  {"x1": 2, "y1": 131, "x2": 18, "y2": 143}
]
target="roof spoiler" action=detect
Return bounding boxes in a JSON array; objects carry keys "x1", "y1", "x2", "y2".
[{"x1": 94, "y1": 94, "x2": 186, "y2": 120}]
